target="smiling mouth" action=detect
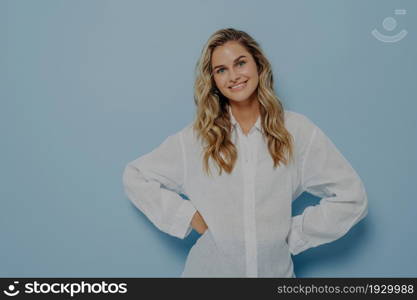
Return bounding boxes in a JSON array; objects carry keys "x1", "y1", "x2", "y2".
[{"x1": 229, "y1": 80, "x2": 248, "y2": 90}]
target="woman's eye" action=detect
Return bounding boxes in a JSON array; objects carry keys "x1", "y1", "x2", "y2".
[{"x1": 215, "y1": 61, "x2": 245, "y2": 74}]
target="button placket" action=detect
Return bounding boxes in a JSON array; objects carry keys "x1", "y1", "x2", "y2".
[
  {"x1": 239, "y1": 129, "x2": 258, "y2": 277},
  {"x1": 243, "y1": 135, "x2": 249, "y2": 163}
]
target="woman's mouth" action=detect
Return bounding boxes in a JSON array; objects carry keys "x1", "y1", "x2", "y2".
[{"x1": 229, "y1": 80, "x2": 248, "y2": 91}]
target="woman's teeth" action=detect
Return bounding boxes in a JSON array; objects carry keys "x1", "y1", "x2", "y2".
[{"x1": 230, "y1": 81, "x2": 247, "y2": 90}]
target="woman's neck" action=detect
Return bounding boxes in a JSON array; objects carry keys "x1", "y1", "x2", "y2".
[{"x1": 229, "y1": 98, "x2": 260, "y2": 135}]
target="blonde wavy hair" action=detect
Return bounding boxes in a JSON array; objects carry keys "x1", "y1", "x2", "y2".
[{"x1": 192, "y1": 28, "x2": 294, "y2": 176}]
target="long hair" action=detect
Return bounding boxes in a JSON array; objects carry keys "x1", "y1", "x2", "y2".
[{"x1": 192, "y1": 28, "x2": 294, "y2": 177}]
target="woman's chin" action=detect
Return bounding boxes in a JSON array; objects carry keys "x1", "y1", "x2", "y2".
[{"x1": 227, "y1": 92, "x2": 257, "y2": 103}]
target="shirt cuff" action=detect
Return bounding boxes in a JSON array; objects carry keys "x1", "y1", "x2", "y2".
[
  {"x1": 287, "y1": 214, "x2": 310, "y2": 255},
  {"x1": 169, "y1": 200, "x2": 197, "y2": 239}
]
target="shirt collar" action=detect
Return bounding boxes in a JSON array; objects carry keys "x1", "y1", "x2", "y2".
[{"x1": 228, "y1": 105, "x2": 262, "y2": 133}]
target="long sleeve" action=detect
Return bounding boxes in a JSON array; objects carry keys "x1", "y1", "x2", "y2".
[
  {"x1": 122, "y1": 132, "x2": 197, "y2": 239},
  {"x1": 287, "y1": 122, "x2": 368, "y2": 255}
]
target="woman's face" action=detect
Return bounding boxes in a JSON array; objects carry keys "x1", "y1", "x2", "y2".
[{"x1": 211, "y1": 41, "x2": 259, "y2": 104}]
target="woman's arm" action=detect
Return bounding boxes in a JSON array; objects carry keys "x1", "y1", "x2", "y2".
[
  {"x1": 122, "y1": 132, "x2": 197, "y2": 239},
  {"x1": 287, "y1": 121, "x2": 368, "y2": 255}
]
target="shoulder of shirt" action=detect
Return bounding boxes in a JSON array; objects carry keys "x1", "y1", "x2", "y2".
[
  {"x1": 177, "y1": 121, "x2": 194, "y2": 135},
  {"x1": 284, "y1": 109, "x2": 317, "y2": 132},
  {"x1": 165, "y1": 121, "x2": 195, "y2": 143}
]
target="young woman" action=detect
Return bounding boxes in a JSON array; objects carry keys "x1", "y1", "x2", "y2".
[{"x1": 122, "y1": 28, "x2": 368, "y2": 278}]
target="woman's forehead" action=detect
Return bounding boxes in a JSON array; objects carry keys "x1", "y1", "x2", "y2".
[{"x1": 212, "y1": 42, "x2": 250, "y2": 63}]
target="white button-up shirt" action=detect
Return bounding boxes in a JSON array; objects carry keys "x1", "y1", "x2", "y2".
[{"x1": 122, "y1": 107, "x2": 368, "y2": 278}]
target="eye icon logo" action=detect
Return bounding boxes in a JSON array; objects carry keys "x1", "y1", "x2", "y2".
[
  {"x1": 3, "y1": 281, "x2": 20, "y2": 297},
  {"x1": 372, "y1": 9, "x2": 407, "y2": 43}
]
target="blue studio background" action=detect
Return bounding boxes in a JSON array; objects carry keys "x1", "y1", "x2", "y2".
[{"x1": 1, "y1": 0, "x2": 416, "y2": 277}]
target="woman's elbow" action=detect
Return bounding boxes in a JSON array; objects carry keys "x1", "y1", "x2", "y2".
[
  {"x1": 122, "y1": 162, "x2": 139, "y2": 194},
  {"x1": 355, "y1": 180, "x2": 369, "y2": 223}
]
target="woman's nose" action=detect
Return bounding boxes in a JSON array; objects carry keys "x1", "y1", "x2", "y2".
[{"x1": 229, "y1": 69, "x2": 241, "y2": 83}]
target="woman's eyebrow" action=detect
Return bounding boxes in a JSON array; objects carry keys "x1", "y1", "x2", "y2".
[{"x1": 213, "y1": 55, "x2": 246, "y2": 71}]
